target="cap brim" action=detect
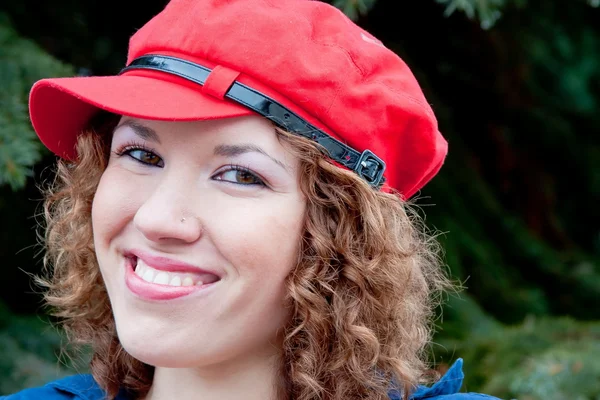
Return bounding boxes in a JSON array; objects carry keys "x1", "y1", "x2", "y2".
[{"x1": 29, "y1": 74, "x2": 253, "y2": 159}]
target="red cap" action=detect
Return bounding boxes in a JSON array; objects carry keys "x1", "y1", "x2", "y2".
[{"x1": 29, "y1": 0, "x2": 447, "y2": 198}]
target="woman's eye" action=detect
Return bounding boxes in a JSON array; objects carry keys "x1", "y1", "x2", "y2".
[
  {"x1": 125, "y1": 149, "x2": 164, "y2": 167},
  {"x1": 214, "y1": 167, "x2": 265, "y2": 186}
]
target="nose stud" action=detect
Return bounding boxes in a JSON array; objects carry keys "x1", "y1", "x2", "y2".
[{"x1": 180, "y1": 217, "x2": 186, "y2": 223}]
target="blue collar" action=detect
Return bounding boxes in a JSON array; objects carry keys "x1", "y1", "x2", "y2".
[
  {"x1": 46, "y1": 358, "x2": 466, "y2": 400},
  {"x1": 409, "y1": 358, "x2": 465, "y2": 399},
  {"x1": 46, "y1": 373, "x2": 130, "y2": 400}
]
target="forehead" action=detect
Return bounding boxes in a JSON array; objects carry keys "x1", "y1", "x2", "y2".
[{"x1": 115, "y1": 115, "x2": 277, "y2": 143}]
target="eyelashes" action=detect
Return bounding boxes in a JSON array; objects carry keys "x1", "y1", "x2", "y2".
[
  {"x1": 114, "y1": 141, "x2": 164, "y2": 167},
  {"x1": 113, "y1": 142, "x2": 266, "y2": 187},
  {"x1": 213, "y1": 165, "x2": 266, "y2": 186}
]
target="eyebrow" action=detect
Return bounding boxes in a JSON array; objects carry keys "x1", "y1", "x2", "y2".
[
  {"x1": 114, "y1": 119, "x2": 161, "y2": 143},
  {"x1": 213, "y1": 143, "x2": 289, "y2": 172}
]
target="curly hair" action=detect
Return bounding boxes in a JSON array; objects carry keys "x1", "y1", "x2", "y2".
[{"x1": 39, "y1": 113, "x2": 452, "y2": 400}]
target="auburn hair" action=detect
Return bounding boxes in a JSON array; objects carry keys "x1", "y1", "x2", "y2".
[{"x1": 40, "y1": 112, "x2": 452, "y2": 400}]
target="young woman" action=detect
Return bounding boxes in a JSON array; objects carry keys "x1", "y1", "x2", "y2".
[{"x1": 3, "y1": 0, "x2": 500, "y2": 399}]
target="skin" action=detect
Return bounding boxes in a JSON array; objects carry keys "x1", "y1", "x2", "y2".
[{"x1": 91, "y1": 115, "x2": 306, "y2": 400}]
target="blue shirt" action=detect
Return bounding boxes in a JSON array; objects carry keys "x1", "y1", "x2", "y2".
[{"x1": 0, "y1": 358, "x2": 499, "y2": 399}]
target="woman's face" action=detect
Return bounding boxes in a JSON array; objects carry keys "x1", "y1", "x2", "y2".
[{"x1": 92, "y1": 115, "x2": 305, "y2": 368}]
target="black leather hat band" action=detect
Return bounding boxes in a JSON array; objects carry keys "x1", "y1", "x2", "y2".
[{"x1": 120, "y1": 55, "x2": 386, "y2": 188}]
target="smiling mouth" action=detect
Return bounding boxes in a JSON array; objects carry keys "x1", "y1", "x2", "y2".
[{"x1": 126, "y1": 255, "x2": 221, "y2": 289}]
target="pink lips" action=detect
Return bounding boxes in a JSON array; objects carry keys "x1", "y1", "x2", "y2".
[{"x1": 124, "y1": 249, "x2": 221, "y2": 301}]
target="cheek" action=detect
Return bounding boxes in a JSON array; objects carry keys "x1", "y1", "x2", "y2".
[
  {"x1": 209, "y1": 196, "x2": 305, "y2": 307},
  {"x1": 91, "y1": 167, "x2": 143, "y2": 249},
  {"x1": 221, "y1": 200, "x2": 303, "y2": 274},
  {"x1": 211, "y1": 198, "x2": 305, "y2": 343}
]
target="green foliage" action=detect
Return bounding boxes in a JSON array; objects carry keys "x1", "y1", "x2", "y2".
[
  {"x1": 436, "y1": 0, "x2": 509, "y2": 29},
  {"x1": 434, "y1": 0, "x2": 598, "y2": 29},
  {"x1": 413, "y1": 0, "x2": 600, "y2": 323},
  {"x1": 424, "y1": 129, "x2": 600, "y2": 321},
  {"x1": 331, "y1": 0, "x2": 378, "y2": 21},
  {"x1": 331, "y1": 0, "x2": 526, "y2": 27},
  {"x1": 435, "y1": 315, "x2": 600, "y2": 399},
  {"x1": 0, "y1": 13, "x2": 73, "y2": 190},
  {"x1": 0, "y1": 302, "x2": 73, "y2": 395}
]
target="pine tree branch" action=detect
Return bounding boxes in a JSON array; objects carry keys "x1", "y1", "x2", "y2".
[
  {"x1": 436, "y1": 0, "x2": 508, "y2": 29},
  {"x1": 0, "y1": 14, "x2": 73, "y2": 191},
  {"x1": 331, "y1": 0, "x2": 378, "y2": 21},
  {"x1": 436, "y1": 0, "x2": 598, "y2": 29}
]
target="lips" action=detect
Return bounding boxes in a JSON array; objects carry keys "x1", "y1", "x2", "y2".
[{"x1": 123, "y1": 249, "x2": 221, "y2": 301}]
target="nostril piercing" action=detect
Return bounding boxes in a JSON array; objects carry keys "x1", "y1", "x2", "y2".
[{"x1": 180, "y1": 217, "x2": 186, "y2": 223}]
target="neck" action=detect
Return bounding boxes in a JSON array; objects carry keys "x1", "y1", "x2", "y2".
[{"x1": 144, "y1": 351, "x2": 285, "y2": 400}]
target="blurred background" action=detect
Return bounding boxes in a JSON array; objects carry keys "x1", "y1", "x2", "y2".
[{"x1": 0, "y1": 0, "x2": 598, "y2": 398}]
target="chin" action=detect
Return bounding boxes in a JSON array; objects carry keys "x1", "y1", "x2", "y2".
[
  {"x1": 114, "y1": 319, "x2": 240, "y2": 369},
  {"x1": 118, "y1": 332, "x2": 211, "y2": 368}
]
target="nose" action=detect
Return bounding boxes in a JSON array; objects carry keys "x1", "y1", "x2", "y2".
[{"x1": 133, "y1": 178, "x2": 203, "y2": 244}]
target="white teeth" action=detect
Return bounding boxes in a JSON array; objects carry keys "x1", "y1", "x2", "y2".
[
  {"x1": 142, "y1": 269, "x2": 155, "y2": 283},
  {"x1": 153, "y1": 272, "x2": 170, "y2": 285},
  {"x1": 133, "y1": 257, "x2": 208, "y2": 287}
]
